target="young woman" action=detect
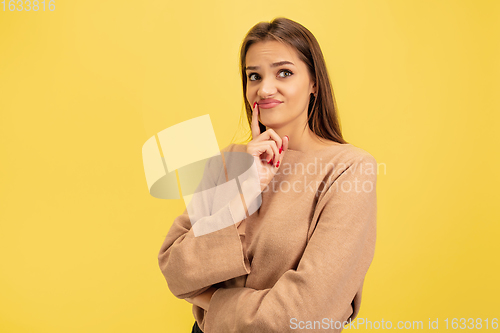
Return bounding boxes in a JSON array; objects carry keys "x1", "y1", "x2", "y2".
[{"x1": 158, "y1": 17, "x2": 378, "y2": 333}]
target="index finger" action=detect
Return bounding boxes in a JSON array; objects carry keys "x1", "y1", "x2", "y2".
[
  {"x1": 251, "y1": 102, "x2": 260, "y2": 139},
  {"x1": 282, "y1": 135, "x2": 289, "y2": 152}
]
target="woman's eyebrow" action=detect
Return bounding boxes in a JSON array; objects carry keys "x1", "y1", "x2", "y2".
[{"x1": 245, "y1": 61, "x2": 295, "y2": 71}]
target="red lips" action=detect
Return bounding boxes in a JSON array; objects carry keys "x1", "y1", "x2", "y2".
[{"x1": 258, "y1": 99, "x2": 283, "y2": 105}]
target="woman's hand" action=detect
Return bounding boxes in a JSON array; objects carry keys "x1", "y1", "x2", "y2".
[
  {"x1": 184, "y1": 286, "x2": 218, "y2": 311},
  {"x1": 246, "y1": 102, "x2": 289, "y2": 191}
]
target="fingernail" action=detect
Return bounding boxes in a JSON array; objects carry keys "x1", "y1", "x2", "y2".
[
  {"x1": 268, "y1": 159, "x2": 273, "y2": 165},
  {"x1": 285, "y1": 135, "x2": 289, "y2": 140},
  {"x1": 279, "y1": 146, "x2": 283, "y2": 154},
  {"x1": 275, "y1": 161, "x2": 280, "y2": 168},
  {"x1": 253, "y1": 102, "x2": 257, "y2": 109}
]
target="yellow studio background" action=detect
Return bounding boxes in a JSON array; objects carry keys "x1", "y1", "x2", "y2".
[{"x1": 1, "y1": 0, "x2": 499, "y2": 332}]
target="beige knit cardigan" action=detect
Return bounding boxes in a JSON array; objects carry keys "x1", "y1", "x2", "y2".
[{"x1": 158, "y1": 143, "x2": 378, "y2": 332}]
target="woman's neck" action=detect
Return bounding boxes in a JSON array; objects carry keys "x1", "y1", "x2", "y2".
[{"x1": 271, "y1": 125, "x2": 332, "y2": 152}]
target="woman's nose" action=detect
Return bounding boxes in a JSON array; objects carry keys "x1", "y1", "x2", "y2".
[{"x1": 258, "y1": 77, "x2": 277, "y2": 97}]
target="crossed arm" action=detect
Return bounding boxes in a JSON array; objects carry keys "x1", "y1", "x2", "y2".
[
  {"x1": 185, "y1": 286, "x2": 218, "y2": 310},
  {"x1": 184, "y1": 217, "x2": 247, "y2": 310}
]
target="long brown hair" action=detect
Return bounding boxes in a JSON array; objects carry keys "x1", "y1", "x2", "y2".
[{"x1": 239, "y1": 17, "x2": 347, "y2": 144}]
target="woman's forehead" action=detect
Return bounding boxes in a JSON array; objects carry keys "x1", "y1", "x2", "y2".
[{"x1": 246, "y1": 41, "x2": 300, "y2": 66}]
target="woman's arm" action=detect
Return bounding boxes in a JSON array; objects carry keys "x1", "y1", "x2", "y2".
[
  {"x1": 202, "y1": 154, "x2": 378, "y2": 333},
  {"x1": 158, "y1": 152, "x2": 261, "y2": 299},
  {"x1": 185, "y1": 286, "x2": 218, "y2": 311}
]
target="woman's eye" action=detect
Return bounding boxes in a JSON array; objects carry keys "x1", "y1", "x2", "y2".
[
  {"x1": 248, "y1": 73, "x2": 259, "y2": 81},
  {"x1": 248, "y1": 69, "x2": 293, "y2": 81},
  {"x1": 278, "y1": 69, "x2": 293, "y2": 78}
]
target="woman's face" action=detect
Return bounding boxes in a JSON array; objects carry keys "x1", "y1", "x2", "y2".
[{"x1": 245, "y1": 40, "x2": 316, "y2": 132}]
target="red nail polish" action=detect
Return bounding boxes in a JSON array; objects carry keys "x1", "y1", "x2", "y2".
[
  {"x1": 268, "y1": 159, "x2": 273, "y2": 165},
  {"x1": 279, "y1": 146, "x2": 283, "y2": 154},
  {"x1": 253, "y1": 102, "x2": 257, "y2": 109},
  {"x1": 276, "y1": 161, "x2": 280, "y2": 168}
]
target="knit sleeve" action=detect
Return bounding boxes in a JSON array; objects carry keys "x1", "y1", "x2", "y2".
[
  {"x1": 157, "y1": 146, "x2": 252, "y2": 299},
  {"x1": 203, "y1": 154, "x2": 378, "y2": 333}
]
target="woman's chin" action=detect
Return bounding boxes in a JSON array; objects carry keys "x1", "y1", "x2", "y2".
[
  {"x1": 260, "y1": 114, "x2": 284, "y2": 128},
  {"x1": 261, "y1": 121, "x2": 283, "y2": 130}
]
